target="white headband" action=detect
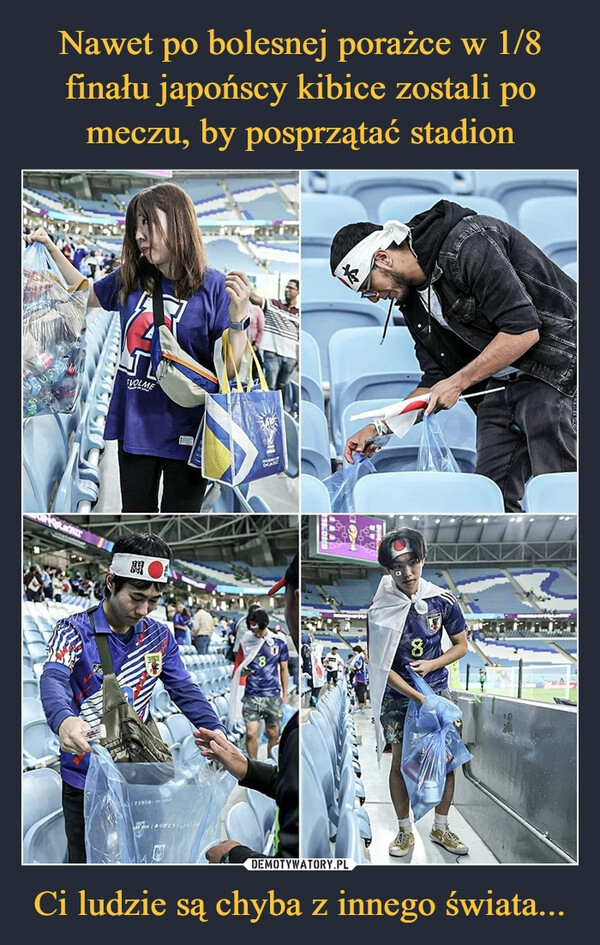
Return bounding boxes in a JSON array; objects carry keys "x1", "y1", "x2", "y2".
[
  {"x1": 391, "y1": 537, "x2": 414, "y2": 558},
  {"x1": 110, "y1": 553, "x2": 170, "y2": 583},
  {"x1": 333, "y1": 220, "x2": 411, "y2": 291}
]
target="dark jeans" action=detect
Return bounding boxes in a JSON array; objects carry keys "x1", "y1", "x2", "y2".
[
  {"x1": 193, "y1": 635, "x2": 211, "y2": 655},
  {"x1": 262, "y1": 352, "x2": 296, "y2": 392},
  {"x1": 62, "y1": 781, "x2": 86, "y2": 863},
  {"x1": 117, "y1": 443, "x2": 207, "y2": 512},
  {"x1": 475, "y1": 375, "x2": 576, "y2": 512}
]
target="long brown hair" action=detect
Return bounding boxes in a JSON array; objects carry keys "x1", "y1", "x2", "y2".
[{"x1": 117, "y1": 182, "x2": 208, "y2": 303}]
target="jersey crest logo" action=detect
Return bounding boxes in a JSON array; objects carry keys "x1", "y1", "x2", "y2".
[
  {"x1": 426, "y1": 613, "x2": 442, "y2": 634},
  {"x1": 145, "y1": 652, "x2": 163, "y2": 676}
]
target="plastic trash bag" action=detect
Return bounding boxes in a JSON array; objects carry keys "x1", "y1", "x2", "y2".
[
  {"x1": 416, "y1": 413, "x2": 460, "y2": 473},
  {"x1": 401, "y1": 669, "x2": 473, "y2": 822},
  {"x1": 323, "y1": 454, "x2": 376, "y2": 512},
  {"x1": 84, "y1": 743, "x2": 236, "y2": 864},
  {"x1": 22, "y1": 241, "x2": 89, "y2": 419}
]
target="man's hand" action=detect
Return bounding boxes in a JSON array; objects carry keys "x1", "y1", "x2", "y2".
[
  {"x1": 344, "y1": 423, "x2": 381, "y2": 464},
  {"x1": 193, "y1": 728, "x2": 249, "y2": 781},
  {"x1": 58, "y1": 716, "x2": 95, "y2": 755},
  {"x1": 424, "y1": 376, "x2": 464, "y2": 415},
  {"x1": 205, "y1": 840, "x2": 243, "y2": 864}
]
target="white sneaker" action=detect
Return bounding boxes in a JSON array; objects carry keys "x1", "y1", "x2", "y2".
[{"x1": 430, "y1": 826, "x2": 469, "y2": 855}]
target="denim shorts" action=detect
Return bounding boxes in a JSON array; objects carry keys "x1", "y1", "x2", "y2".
[{"x1": 241, "y1": 694, "x2": 283, "y2": 725}]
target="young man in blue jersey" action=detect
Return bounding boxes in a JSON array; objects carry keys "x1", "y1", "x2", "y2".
[
  {"x1": 195, "y1": 553, "x2": 299, "y2": 862},
  {"x1": 367, "y1": 527, "x2": 470, "y2": 859},
  {"x1": 39, "y1": 531, "x2": 225, "y2": 863},
  {"x1": 235, "y1": 608, "x2": 290, "y2": 760}
]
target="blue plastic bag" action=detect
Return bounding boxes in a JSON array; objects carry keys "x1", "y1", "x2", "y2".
[
  {"x1": 401, "y1": 669, "x2": 473, "y2": 822},
  {"x1": 323, "y1": 454, "x2": 376, "y2": 512},
  {"x1": 417, "y1": 413, "x2": 461, "y2": 472},
  {"x1": 84, "y1": 744, "x2": 236, "y2": 863}
]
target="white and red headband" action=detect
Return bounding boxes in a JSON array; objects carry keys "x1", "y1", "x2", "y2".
[
  {"x1": 110, "y1": 553, "x2": 170, "y2": 583},
  {"x1": 333, "y1": 220, "x2": 411, "y2": 291},
  {"x1": 390, "y1": 537, "x2": 414, "y2": 559}
]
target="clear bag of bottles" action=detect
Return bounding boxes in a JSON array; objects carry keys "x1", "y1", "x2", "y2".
[{"x1": 22, "y1": 241, "x2": 89, "y2": 418}]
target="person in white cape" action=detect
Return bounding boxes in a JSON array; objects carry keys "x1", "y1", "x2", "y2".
[{"x1": 367, "y1": 527, "x2": 470, "y2": 859}]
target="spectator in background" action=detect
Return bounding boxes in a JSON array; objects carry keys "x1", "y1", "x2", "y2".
[
  {"x1": 72, "y1": 237, "x2": 89, "y2": 272},
  {"x1": 230, "y1": 608, "x2": 289, "y2": 760},
  {"x1": 250, "y1": 279, "x2": 299, "y2": 396},
  {"x1": 24, "y1": 565, "x2": 43, "y2": 602},
  {"x1": 173, "y1": 600, "x2": 193, "y2": 646},
  {"x1": 192, "y1": 604, "x2": 215, "y2": 655},
  {"x1": 195, "y1": 552, "x2": 299, "y2": 862},
  {"x1": 233, "y1": 602, "x2": 262, "y2": 655},
  {"x1": 322, "y1": 646, "x2": 345, "y2": 688},
  {"x1": 350, "y1": 644, "x2": 369, "y2": 710}
]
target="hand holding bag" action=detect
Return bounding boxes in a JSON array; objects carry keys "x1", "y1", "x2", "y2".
[{"x1": 191, "y1": 328, "x2": 288, "y2": 486}]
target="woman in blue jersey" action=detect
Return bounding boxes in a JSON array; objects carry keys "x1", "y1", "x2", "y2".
[
  {"x1": 27, "y1": 182, "x2": 251, "y2": 512},
  {"x1": 367, "y1": 526, "x2": 470, "y2": 859},
  {"x1": 39, "y1": 531, "x2": 225, "y2": 863}
]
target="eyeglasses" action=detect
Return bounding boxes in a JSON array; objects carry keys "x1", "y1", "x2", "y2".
[{"x1": 359, "y1": 259, "x2": 395, "y2": 343}]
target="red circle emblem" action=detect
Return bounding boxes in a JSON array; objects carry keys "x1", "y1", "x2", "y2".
[
  {"x1": 393, "y1": 539, "x2": 407, "y2": 554},
  {"x1": 148, "y1": 560, "x2": 165, "y2": 579}
]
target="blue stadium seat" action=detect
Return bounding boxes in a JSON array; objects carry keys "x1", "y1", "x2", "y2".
[
  {"x1": 521, "y1": 472, "x2": 577, "y2": 513},
  {"x1": 517, "y1": 196, "x2": 577, "y2": 267},
  {"x1": 301, "y1": 473, "x2": 332, "y2": 513},
  {"x1": 301, "y1": 401, "x2": 335, "y2": 479},
  {"x1": 300, "y1": 745, "x2": 334, "y2": 857},
  {"x1": 562, "y1": 262, "x2": 577, "y2": 280},
  {"x1": 300, "y1": 329, "x2": 325, "y2": 411},
  {"x1": 328, "y1": 325, "x2": 421, "y2": 455},
  {"x1": 225, "y1": 801, "x2": 265, "y2": 852},
  {"x1": 22, "y1": 414, "x2": 69, "y2": 512},
  {"x1": 320, "y1": 170, "x2": 462, "y2": 218},
  {"x1": 377, "y1": 193, "x2": 509, "y2": 226},
  {"x1": 302, "y1": 193, "x2": 368, "y2": 257},
  {"x1": 283, "y1": 412, "x2": 300, "y2": 478},
  {"x1": 352, "y1": 470, "x2": 506, "y2": 513},
  {"x1": 470, "y1": 170, "x2": 577, "y2": 225},
  {"x1": 302, "y1": 301, "x2": 390, "y2": 387}
]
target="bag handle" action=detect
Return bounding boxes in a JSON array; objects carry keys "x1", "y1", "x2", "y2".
[
  {"x1": 220, "y1": 328, "x2": 269, "y2": 393},
  {"x1": 88, "y1": 607, "x2": 116, "y2": 676},
  {"x1": 152, "y1": 280, "x2": 164, "y2": 328}
]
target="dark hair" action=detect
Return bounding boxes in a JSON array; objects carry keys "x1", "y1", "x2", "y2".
[
  {"x1": 329, "y1": 222, "x2": 382, "y2": 274},
  {"x1": 248, "y1": 609, "x2": 270, "y2": 631},
  {"x1": 108, "y1": 531, "x2": 172, "y2": 594},
  {"x1": 377, "y1": 527, "x2": 427, "y2": 569},
  {"x1": 247, "y1": 602, "x2": 261, "y2": 616},
  {"x1": 119, "y1": 182, "x2": 208, "y2": 303},
  {"x1": 287, "y1": 279, "x2": 299, "y2": 290},
  {"x1": 353, "y1": 645, "x2": 363, "y2": 653}
]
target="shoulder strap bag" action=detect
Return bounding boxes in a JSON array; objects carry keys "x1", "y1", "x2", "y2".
[{"x1": 89, "y1": 609, "x2": 174, "y2": 781}]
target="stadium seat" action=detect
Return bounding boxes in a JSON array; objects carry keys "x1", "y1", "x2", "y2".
[
  {"x1": 22, "y1": 767, "x2": 63, "y2": 840},
  {"x1": 521, "y1": 472, "x2": 577, "y2": 513},
  {"x1": 52, "y1": 441, "x2": 100, "y2": 513},
  {"x1": 328, "y1": 325, "x2": 421, "y2": 455},
  {"x1": 319, "y1": 170, "x2": 463, "y2": 218},
  {"x1": 22, "y1": 696, "x2": 47, "y2": 726},
  {"x1": 300, "y1": 329, "x2": 325, "y2": 411},
  {"x1": 301, "y1": 720, "x2": 338, "y2": 838},
  {"x1": 340, "y1": 398, "x2": 477, "y2": 474},
  {"x1": 22, "y1": 718, "x2": 61, "y2": 770},
  {"x1": 334, "y1": 805, "x2": 369, "y2": 862},
  {"x1": 22, "y1": 808, "x2": 68, "y2": 864},
  {"x1": 22, "y1": 414, "x2": 69, "y2": 512},
  {"x1": 300, "y1": 747, "x2": 334, "y2": 857},
  {"x1": 470, "y1": 170, "x2": 577, "y2": 225},
  {"x1": 562, "y1": 262, "x2": 577, "y2": 281},
  {"x1": 377, "y1": 193, "x2": 509, "y2": 226},
  {"x1": 301, "y1": 473, "x2": 332, "y2": 513},
  {"x1": 283, "y1": 412, "x2": 300, "y2": 478},
  {"x1": 302, "y1": 192, "x2": 368, "y2": 257},
  {"x1": 517, "y1": 196, "x2": 577, "y2": 267},
  {"x1": 225, "y1": 801, "x2": 265, "y2": 852},
  {"x1": 246, "y1": 787, "x2": 277, "y2": 854},
  {"x1": 301, "y1": 401, "x2": 335, "y2": 479},
  {"x1": 352, "y1": 470, "x2": 506, "y2": 513},
  {"x1": 302, "y1": 300, "x2": 390, "y2": 387}
]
